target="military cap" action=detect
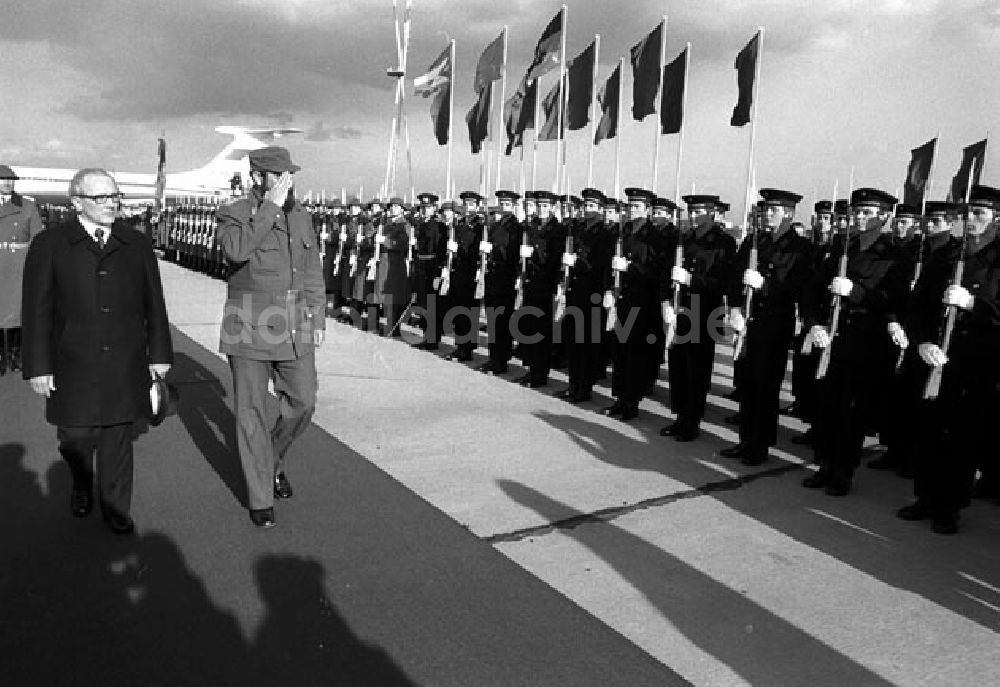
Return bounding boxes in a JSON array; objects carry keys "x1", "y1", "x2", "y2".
[
  {"x1": 347, "y1": 196, "x2": 362, "y2": 207},
  {"x1": 571, "y1": 195, "x2": 583, "y2": 206},
  {"x1": 368, "y1": 197, "x2": 383, "y2": 206},
  {"x1": 330, "y1": 199, "x2": 342, "y2": 209},
  {"x1": 387, "y1": 196, "x2": 405, "y2": 206},
  {"x1": 652, "y1": 196, "x2": 678, "y2": 212},
  {"x1": 717, "y1": 201, "x2": 731, "y2": 213},
  {"x1": 759, "y1": 188, "x2": 803, "y2": 208},
  {"x1": 923, "y1": 201, "x2": 959, "y2": 217},
  {"x1": 580, "y1": 187, "x2": 607, "y2": 204},
  {"x1": 524, "y1": 191, "x2": 538, "y2": 200},
  {"x1": 850, "y1": 187, "x2": 897, "y2": 209},
  {"x1": 814, "y1": 200, "x2": 833, "y2": 214},
  {"x1": 534, "y1": 191, "x2": 558, "y2": 203},
  {"x1": 893, "y1": 203, "x2": 919, "y2": 218},
  {"x1": 459, "y1": 191, "x2": 484, "y2": 202},
  {"x1": 625, "y1": 187, "x2": 655, "y2": 203},
  {"x1": 487, "y1": 205, "x2": 501, "y2": 214},
  {"x1": 248, "y1": 146, "x2": 300, "y2": 174},
  {"x1": 968, "y1": 184, "x2": 1000, "y2": 211},
  {"x1": 417, "y1": 192, "x2": 439, "y2": 204},
  {"x1": 682, "y1": 194, "x2": 720, "y2": 209},
  {"x1": 439, "y1": 200, "x2": 457, "y2": 212},
  {"x1": 833, "y1": 199, "x2": 850, "y2": 214},
  {"x1": 0, "y1": 164, "x2": 19, "y2": 180},
  {"x1": 495, "y1": 190, "x2": 521, "y2": 201}
]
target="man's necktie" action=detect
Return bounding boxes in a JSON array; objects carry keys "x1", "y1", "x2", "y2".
[{"x1": 95, "y1": 228, "x2": 105, "y2": 250}]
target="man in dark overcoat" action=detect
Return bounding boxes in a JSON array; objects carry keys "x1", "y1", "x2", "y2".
[{"x1": 22, "y1": 168, "x2": 173, "y2": 534}]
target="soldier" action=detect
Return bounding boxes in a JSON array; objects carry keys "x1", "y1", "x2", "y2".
[
  {"x1": 441, "y1": 195, "x2": 482, "y2": 360},
  {"x1": 720, "y1": 189, "x2": 815, "y2": 465},
  {"x1": 410, "y1": 193, "x2": 446, "y2": 336},
  {"x1": 0, "y1": 165, "x2": 44, "y2": 374},
  {"x1": 351, "y1": 200, "x2": 380, "y2": 332},
  {"x1": 801, "y1": 188, "x2": 908, "y2": 496},
  {"x1": 335, "y1": 198, "x2": 362, "y2": 323},
  {"x1": 476, "y1": 190, "x2": 521, "y2": 375},
  {"x1": 601, "y1": 188, "x2": 670, "y2": 422},
  {"x1": 897, "y1": 186, "x2": 1000, "y2": 532},
  {"x1": 376, "y1": 198, "x2": 413, "y2": 337},
  {"x1": 812, "y1": 199, "x2": 834, "y2": 246},
  {"x1": 660, "y1": 195, "x2": 736, "y2": 440}
]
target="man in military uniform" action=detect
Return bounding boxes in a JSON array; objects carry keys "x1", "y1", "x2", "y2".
[
  {"x1": 661, "y1": 195, "x2": 736, "y2": 441},
  {"x1": 441, "y1": 195, "x2": 483, "y2": 360},
  {"x1": 410, "y1": 193, "x2": 446, "y2": 337},
  {"x1": 801, "y1": 188, "x2": 908, "y2": 496},
  {"x1": 477, "y1": 190, "x2": 522, "y2": 375},
  {"x1": 336, "y1": 197, "x2": 363, "y2": 323},
  {"x1": 217, "y1": 147, "x2": 324, "y2": 528},
  {"x1": 721, "y1": 189, "x2": 815, "y2": 465},
  {"x1": 0, "y1": 165, "x2": 44, "y2": 374},
  {"x1": 898, "y1": 186, "x2": 1000, "y2": 533},
  {"x1": 375, "y1": 198, "x2": 413, "y2": 337},
  {"x1": 601, "y1": 188, "x2": 670, "y2": 422}
]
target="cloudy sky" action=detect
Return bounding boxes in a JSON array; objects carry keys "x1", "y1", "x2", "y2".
[{"x1": 2, "y1": 0, "x2": 998, "y2": 217}]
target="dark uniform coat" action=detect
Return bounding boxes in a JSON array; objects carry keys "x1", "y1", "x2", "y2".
[
  {"x1": 0, "y1": 193, "x2": 44, "y2": 327},
  {"x1": 21, "y1": 216, "x2": 173, "y2": 426},
  {"x1": 375, "y1": 217, "x2": 413, "y2": 309}
]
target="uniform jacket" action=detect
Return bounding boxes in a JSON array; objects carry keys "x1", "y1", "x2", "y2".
[
  {"x1": 485, "y1": 214, "x2": 521, "y2": 297},
  {"x1": 217, "y1": 191, "x2": 325, "y2": 361},
  {"x1": 521, "y1": 216, "x2": 564, "y2": 301},
  {"x1": 375, "y1": 217, "x2": 413, "y2": 307},
  {"x1": 676, "y1": 221, "x2": 736, "y2": 311},
  {"x1": 21, "y1": 216, "x2": 172, "y2": 426},
  {"x1": 565, "y1": 214, "x2": 612, "y2": 303},
  {"x1": 0, "y1": 193, "x2": 45, "y2": 327},
  {"x1": 621, "y1": 218, "x2": 672, "y2": 309}
]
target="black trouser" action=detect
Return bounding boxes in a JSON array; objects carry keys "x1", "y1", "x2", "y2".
[
  {"x1": 1, "y1": 328, "x2": 21, "y2": 373},
  {"x1": 517, "y1": 295, "x2": 555, "y2": 383},
  {"x1": 485, "y1": 292, "x2": 515, "y2": 367},
  {"x1": 738, "y1": 317, "x2": 795, "y2": 453},
  {"x1": 667, "y1": 309, "x2": 717, "y2": 430},
  {"x1": 58, "y1": 423, "x2": 134, "y2": 519},
  {"x1": 790, "y1": 332, "x2": 817, "y2": 422},
  {"x1": 882, "y1": 349, "x2": 922, "y2": 470},
  {"x1": 611, "y1": 300, "x2": 663, "y2": 406},
  {"x1": 565, "y1": 295, "x2": 604, "y2": 391},
  {"x1": 437, "y1": 287, "x2": 478, "y2": 352}
]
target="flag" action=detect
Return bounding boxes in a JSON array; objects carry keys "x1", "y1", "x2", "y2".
[
  {"x1": 414, "y1": 45, "x2": 451, "y2": 97},
  {"x1": 153, "y1": 137, "x2": 166, "y2": 213},
  {"x1": 524, "y1": 8, "x2": 563, "y2": 83},
  {"x1": 566, "y1": 39, "x2": 596, "y2": 131},
  {"x1": 948, "y1": 138, "x2": 988, "y2": 202},
  {"x1": 537, "y1": 76, "x2": 565, "y2": 142},
  {"x1": 630, "y1": 22, "x2": 663, "y2": 121},
  {"x1": 594, "y1": 63, "x2": 620, "y2": 144},
  {"x1": 731, "y1": 32, "x2": 760, "y2": 127},
  {"x1": 466, "y1": 85, "x2": 492, "y2": 154},
  {"x1": 429, "y1": 84, "x2": 451, "y2": 145},
  {"x1": 504, "y1": 79, "x2": 537, "y2": 155},
  {"x1": 660, "y1": 46, "x2": 687, "y2": 135},
  {"x1": 474, "y1": 31, "x2": 504, "y2": 93},
  {"x1": 902, "y1": 137, "x2": 937, "y2": 208}
]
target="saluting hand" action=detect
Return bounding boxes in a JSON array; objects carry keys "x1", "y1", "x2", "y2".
[
  {"x1": 29, "y1": 375, "x2": 56, "y2": 398},
  {"x1": 265, "y1": 172, "x2": 293, "y2": 207}
]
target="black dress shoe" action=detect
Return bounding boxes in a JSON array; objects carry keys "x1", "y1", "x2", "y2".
[
  {"x1": 724, "y1": 412, "x2": 742, "y2": 425},
  {"x1": 868, "y1": 452, "x2": 900, "y2": 470},
  {"x1": 513, "y1": 372, "x2": 531, "y2": 385},
  {"x1": 896, "y1": 500, "x2": 933, "y2": 521},
  {"x1": 570, "y1": 389, "x2": 591, "y2": 402},
  {"x1": 802, "y1": 469, "x2": 829, "y2": 489},
  {"x1": 474, "y1": 361, "x2": 495, "y2": 373},
  {"x1": 104, "y1": 512, "x2": 135, "y2": 535},
  {"x1": 780, "y1": 402, "x2": 800, "y2": 416},
  {"x1": 71, "y1": 488, "x2": 93, "y2": 518},
  {"x1": 487, "y1": 364, "x2": 509, "y2": 375},
  {"x1": 791, "y1": 429, "x2": 814, "y2": 445},
  {"x1": 416, "y1": 342, "x2": 440, "y2": 351},
  {"x1": 250, "y1": 508, "x2": 276, "y2": 528},
  {"x1": 555, "y1": 387, "x2": 578, "y2": 400},
  {"x1": 824, "y1": 478, "x2": 851, "y2": 497},
  {"x1": 446, "y1": 348, "x2": 473, "y2": 362},
  {"x1": 931, "y1": 512, "x2": 959, "y2": 535},
  {"x1": 674, "y1": 427, "x2": 700, "y2": 442},
  {"x1": 619, "y1": 403, "x2": 640, "y2": 422},
  {"x1": 740, "y1": 451, "x2": 769, "y2": 466},
  {"x1": 274, "y1": 472, "x2": 293, "y2": 499},
  {"x1": 720, "y1": 443, "x2": 750, "y2": 458},
  {"x1": 601, "y1": 401, "x2": 625, "y2": 417},
  {"x1": 529, "y1": 379, "x2": 548, "y2": 388},
  {"x1": 659, "y1": 421, "x2": 685, "y2": 437}
]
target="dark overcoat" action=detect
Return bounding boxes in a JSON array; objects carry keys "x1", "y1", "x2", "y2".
[{"x1": 21, "y1": 216, "x2": 173, "y2": 427}]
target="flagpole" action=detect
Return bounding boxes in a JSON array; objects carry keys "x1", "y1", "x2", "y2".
[
  {"x1": 446, "y1": 39, "x2": 456, "y2": 199},
  {"x1": 494, "y1": 27, "x2": 508, "y2": 196},
  {"x1": 553, "y1": 4, "x2": 568, "y2": 195},
  {"x1": 401, "y1": 1, "x2": 413, "y2": 200},
  {"x1": 651, "y1": 16, "x2": 667, "y2": 194},
  {"x1": 531, "y1": 82, "x2": 540, "y2": 191},
  {"x1": 587, "y1": 34, "x2": 601, "y2": 188},
  {"x1": 981, "y1": 130, "x2": 990, "y2": 183},
  {"x1": 614, "y1": 56, "x2": 624, "y2": 200},
  {"x1": 673, "y1": 42, "x2": 691, "y2": 205},
  {"x1": 742, "y1": 27, "x2": 764, "y2": 235}
]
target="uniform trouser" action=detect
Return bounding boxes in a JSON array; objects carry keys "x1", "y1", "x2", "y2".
[
  {"x1": 58, "y1": 423, "x2": 134, "y2": 519},
  {"x1": 667, "y1": 334, "x2": 717, "y2": 429},
  {"x1": 517, "y1": 296, "x2": 554, "y2": 383},
  {"x1": 229, "y1": 353, "x2": 317, "y2": 510},
  {"x1": 381, "y1": 296, "x2": 407, "y2": 336},
  {"x1": 790, "y1": 333, "x2": 817, "y2": 422},
  {"x1": 882, "y1": 349, "x2": 922, "y2": 468},
  {"x1": 738, "y1": 320, "x2": 794, "y2": 453},
  {"x1": 435, "y1": 287, "x2": 478, "y2": 351},
  {"x1": 1, "y1": 328, "x2": 21, "y2": 372},
  {"x1": 412, "y1": 260, "x2": 438, "y2": 326},
  {"x1": 612, "y1": 302, "x2": 663, "y2": 406},
  {"x1": 485, "y1": 292, "x2": 515, "y2": 366},
  {"x1": 565, "y1": 297, "x2": 603, "y2": 390}
]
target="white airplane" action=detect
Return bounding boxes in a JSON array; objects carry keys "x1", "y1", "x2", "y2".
[{"x1": 10, "y1": 126, "x2": 303, "y2": 205}]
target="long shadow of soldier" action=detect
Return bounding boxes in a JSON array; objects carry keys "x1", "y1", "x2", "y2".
[{"x1": 497, "y1": 479, "x2": 894, "y2": 687}]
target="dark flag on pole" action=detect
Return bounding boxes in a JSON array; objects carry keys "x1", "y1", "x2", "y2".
[
  {"x1": 466, "y1": 85, "x2": 492, "y2": 154},
  {"x1": 414, "y1": 45, "x2": 453, "y2": 145},
  {"x1": 594, "y1": 63, "x2": 620, "y2": 144},
  {"x1": 730, "y1": 32, "x2": 759, "y2": 127},
  {"x1": 537, "y1": 76, "x2": 565, "y2": 142},
  {"x1": 153, "y1": 137, "x2": 167, "y2": 213},
  {"x1": 566, "y1": 39, "x2": 596, "y2": 131},
  {"x1": 902, "y1": 137, "x2": 937, "y2": 208},
  {"x1": 630, "y1": 22, "x2": 663, "y2": 121},
  {"x1": 504, "y1": 79, "x2": 537, "y2": 155},
  {"x1": 524, "y1": 8, "x2": 563, "y2": 83},
  {"x1": 474, "y1": 31, "x2": 504, "y2": 94},
  {"x1": 948, "y1": 138, "x2": 988, "y2": 202},
  {"x1": 660, "y1": 46, "x2": 687, "y2": 135}
]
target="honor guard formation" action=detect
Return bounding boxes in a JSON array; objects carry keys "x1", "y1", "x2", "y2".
[{"x1": 109, "y1": 172, "x2": 1000, "y2": 537}]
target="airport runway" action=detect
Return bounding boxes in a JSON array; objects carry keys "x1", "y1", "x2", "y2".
[{"x1": 3, "y1": 257, "x2": 1000, "y2": 686}]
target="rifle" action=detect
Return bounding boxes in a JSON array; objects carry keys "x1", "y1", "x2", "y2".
[
  {"x1": 732, "y1": 205, "x2": 760, "y2": 361},
  {"x1": 474, "y1": 214, "x2": 489, "y2": 301},
  {"x1": 366, "y1": 218, "x2": 383, "y2": 282},
  {"x1": 332, "y1": 219, "x2": 348, "y2": 277},
  {"x1": 438, "y1": 221, "x2": 455, "y2": 296},
  {"x1": 348, "y1": 220, "x2": 364, "y2": 278},
  {"x1": 554, "y1": 222, "x2": 574, "y2": 322},
  {"x1": 606, "y1": 211, "x2": 625, "y2": 332},
  {"x1": 815, "y1": 181, "x2": 844, "y2": 380},
  {"x1": 514, "y1": 223, "x2": 529, "y2": 311},
  {"x1": 665, "y1": 231, "x2": 685, "y2": 349},
  {"x1": 406, "y1": 222, "x2": 415, "y2": 277}
]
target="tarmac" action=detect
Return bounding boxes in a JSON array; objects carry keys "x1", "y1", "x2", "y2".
[{"x1": 2, "y1": 257, "x2": 1000, "y2": 686}]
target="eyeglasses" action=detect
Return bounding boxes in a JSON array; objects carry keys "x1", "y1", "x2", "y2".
[{"x1": 75, "y1": 193, "x2": 122, "y2": 204}]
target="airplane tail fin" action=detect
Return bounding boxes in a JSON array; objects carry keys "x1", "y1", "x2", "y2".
[{"x1": 188, "y1": 126, "x2": 304, "y2": 187}]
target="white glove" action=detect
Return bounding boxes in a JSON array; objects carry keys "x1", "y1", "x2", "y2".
[
  {"x1": 480, "y1": 240, "x2": 493, "y2": 254},
  {"x1": 28, "y1": 374, "x2": 56, "y2": 398},
  {"x1": 519, "y1": 245, "x2": 534, "y2": 259},
  {"x1": 375, "y1": 234, "x2": 386, "y2": 244},
  {"x1": 514, "y1": 277, "x2": 523, "y2": 292},
  {"x1": 808, "y1": 324, "x2": 831, "y2": 349},
  {"x1": 409, "y1": 236, "x2": 417, "y2": 246},
  {"x1": 602, "y1": 291, "x2": 614, "y2": 309},
  {"x1": 661, "y1": 302, "x2": 677, "y2": 326},
  {"x1": 447, "y1": 239, "x2": 459, "y2": 252},
  {"x1": 612, "y1": 256, "x2": 629, "y2": 271},
  {"x1": 339, "y1": 231, "x2": 348, "y2": 242},
  {"x1": 671, "y1": 266, "x2": 692, "y2": 286},
  {"x1": 829, "y1": 276, "x2": 853, "y2": 297},
  {"x1": 729, "y1": 309, "x2": 746, "y2": 333},
  {"x1": 943, "y1": 285, "x2": 974, "y2": 310},
  {"x1": 432, "y1": 277, "x2": 441, "y2": 290},
  {"x1": 887, "y1": 322, "x2": 909, "y2": 349},
  {"x1": 561, "y1": 252, "x2": 577, "y2": 267},
  {"x1": 743, "y1": 269, "x2": 764, "y2": 289},
  {"x1": 349, "y1": 254, "x2": 357, "y2": 265},
  {"x1": 918, "y1": 342, "x2": 948, "y2": 367}
]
